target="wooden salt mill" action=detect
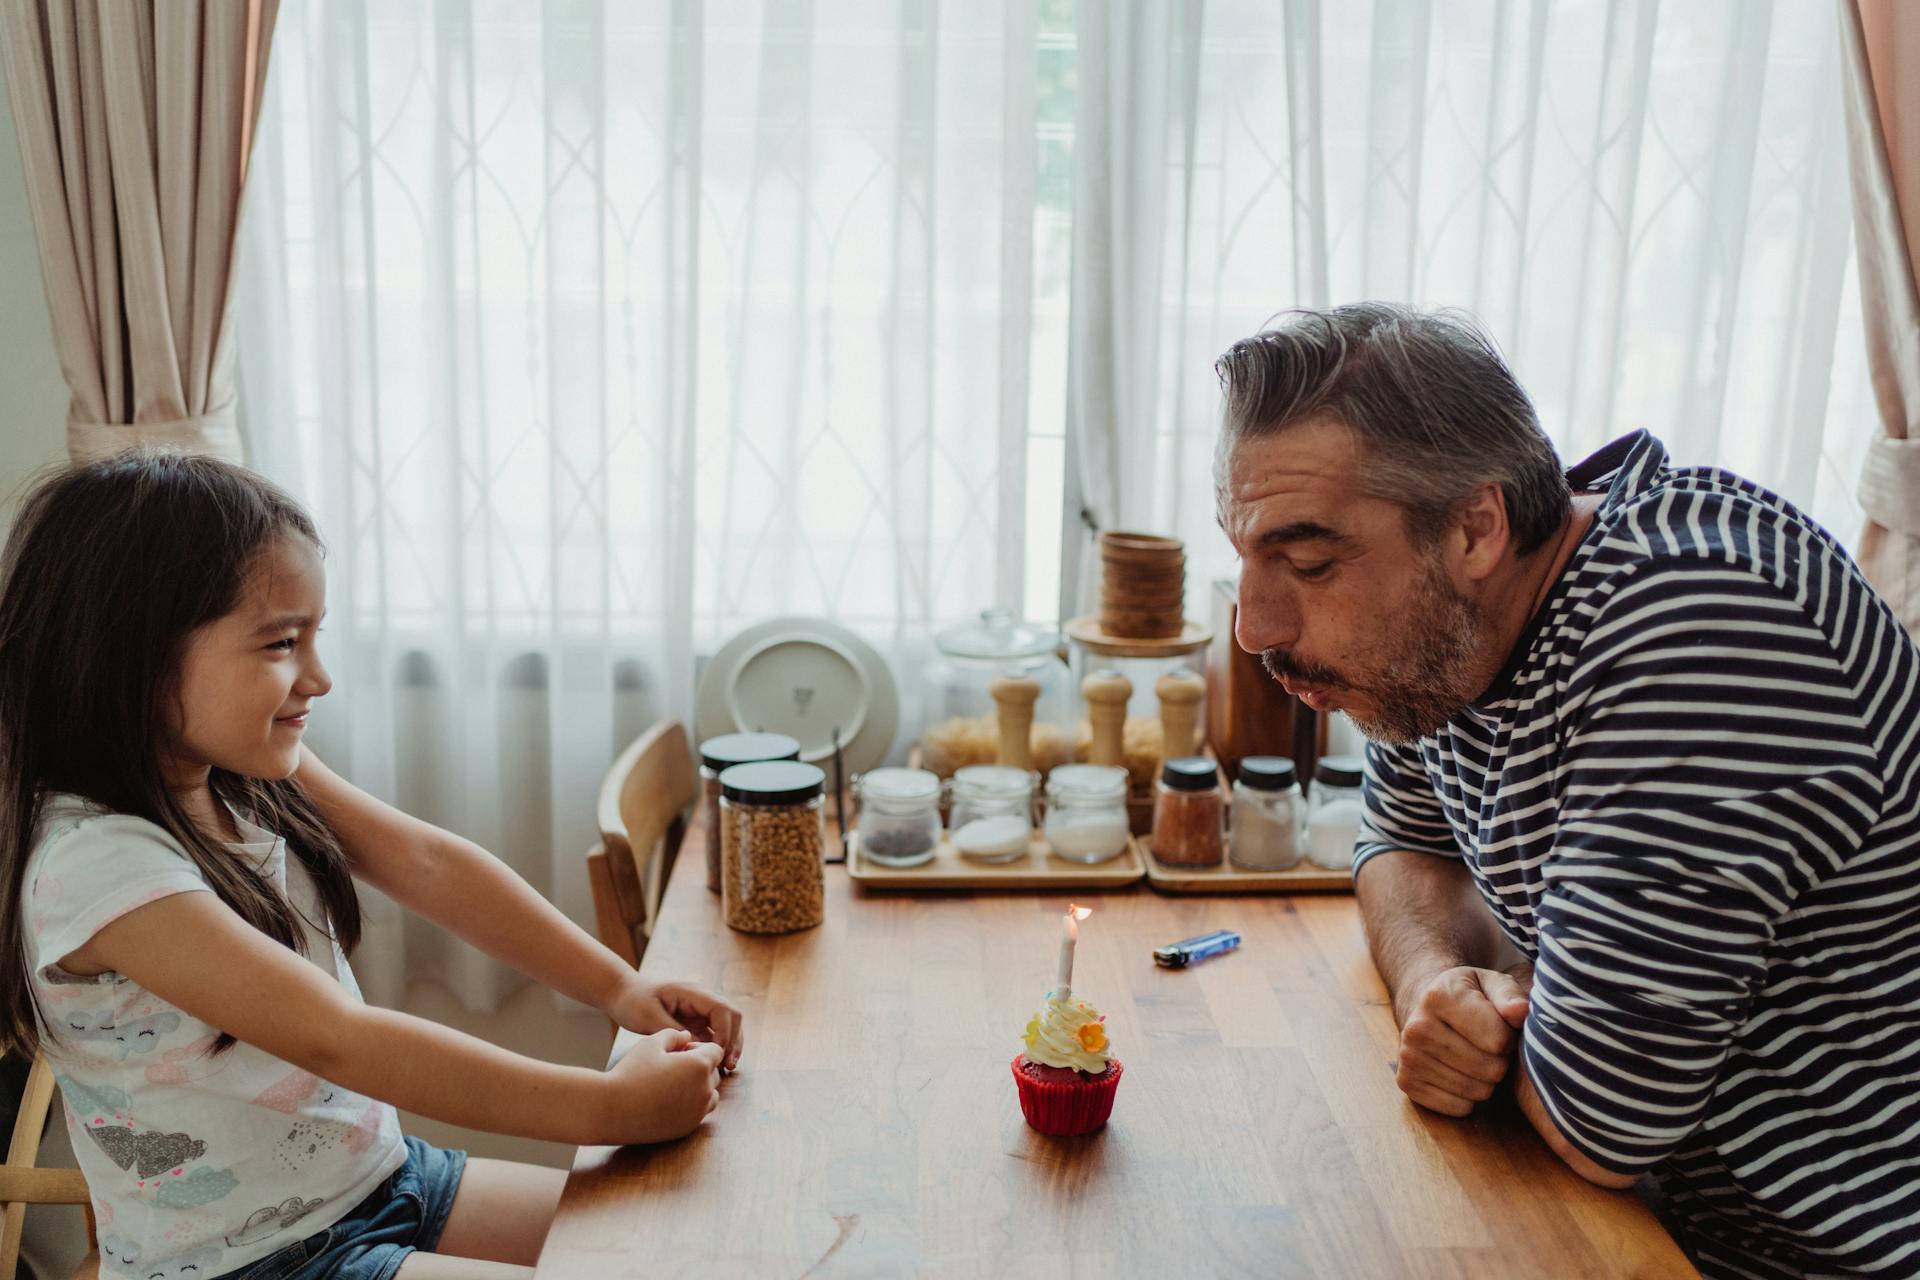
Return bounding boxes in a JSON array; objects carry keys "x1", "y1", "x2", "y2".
[
  {"x1": 989, "y1": 671, "x2": 1041, "y2": 770},
  {"x1": 1082, "y1": 669, "x2": 1132, "y2": 768},
  {"x1": 1156, "y1": 669, "x2": 1205, "y2": 758}
]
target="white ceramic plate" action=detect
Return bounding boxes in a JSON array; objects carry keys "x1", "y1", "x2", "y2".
[{"x1": 695, "y1": 616, "x2": 899, "y2": 776}]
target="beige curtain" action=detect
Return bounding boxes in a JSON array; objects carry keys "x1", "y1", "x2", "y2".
[
  {"x1": 1842, "y1": 0, "x2": 1920, "y2": 637},
  {"x1": 0, "y1": 0, "x2": 276, "y2": 465}
]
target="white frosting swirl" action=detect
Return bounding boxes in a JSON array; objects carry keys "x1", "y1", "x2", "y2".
[{"x1": 1021, "y1": 990, "x2": 1113, "y2": 1073}]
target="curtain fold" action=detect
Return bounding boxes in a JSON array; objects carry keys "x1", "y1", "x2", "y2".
[
  {"x1": 0, "y1": 0, "x2": 276, "y2": 463},
  {"x1": 1841, "y1": 0, "x2": 1920, "y2": 637},
  {"x1": 1063, "y1": 0, "x2": 1201, "y2": 620}
]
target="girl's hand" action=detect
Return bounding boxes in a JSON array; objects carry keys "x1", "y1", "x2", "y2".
[
  {"x1": 607, "y1": 975, "x2": 745, "y2": 1073},
  {"x1": 602, "y1": 1028, "x2": 724, "y2": 1144}
]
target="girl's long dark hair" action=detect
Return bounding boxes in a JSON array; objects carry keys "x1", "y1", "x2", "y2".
[{"x1": 0, "y1": 451, "x2": 362, "y2": 1057}]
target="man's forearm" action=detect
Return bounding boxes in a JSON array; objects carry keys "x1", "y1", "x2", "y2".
[
  {"x1": 1354, "y1": 849, "x2": 1516, "y2": 1023},
  {"x1": 1511, "y1": 1043, "x2": 1639, "y2": 1188}
]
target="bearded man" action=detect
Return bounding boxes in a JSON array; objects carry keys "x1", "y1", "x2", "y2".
[{"x1": 1214, "y1": 303, "x2": 1920, "y2": 1279}]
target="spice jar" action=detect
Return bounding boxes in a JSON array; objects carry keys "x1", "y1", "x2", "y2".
[
  {"x1": 1043, "y1": 764, "x2": 1131, "y2": 863},
  {"x1": 1305, "y1": 755, "x2": 1365, "y2": 872},
  {"x1": 947, "y1": 765, "x2": 1035, "y2": 862},
  {"x1": 719, "y1": 760, "x2": 826, "y2": 934},
  {"x1": 1229, "y1": 756, "x2": 1303, "y2": 871},
  {"x1": 700, "y1": 732, "x2": 801, "y2": 893},
  {"x1": 1151, "y1": 756, "x2": 1224, "y2": 866},
  {"x1": 852, "y1": 767, "x2": 941, "y2": 868}
]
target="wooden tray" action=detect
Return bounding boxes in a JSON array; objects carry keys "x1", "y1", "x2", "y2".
[
  {"x1": 1142, "y1": 842, "x2": 1352, "y2": 894},
  {"x1": 846, "y1": 830, "x2": 1146, "y2": 890}
]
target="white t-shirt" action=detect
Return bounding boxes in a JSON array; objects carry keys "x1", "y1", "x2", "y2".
[{"x1": 23, "y1": 794, "x2": 406, "y2": 1279}]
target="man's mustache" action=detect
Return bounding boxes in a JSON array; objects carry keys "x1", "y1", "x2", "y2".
[{"x1": 1261, "y1": 647, "x2": 1347, "y2": 690}]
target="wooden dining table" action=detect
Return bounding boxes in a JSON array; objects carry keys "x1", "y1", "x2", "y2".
[{"x1": 536, "y1": 826, "x2": 1697, "y2": 1279}]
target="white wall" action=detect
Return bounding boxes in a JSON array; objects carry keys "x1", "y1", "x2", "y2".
[{"x1": 0, "y1": 65, "x2": 74, "y2": 525}]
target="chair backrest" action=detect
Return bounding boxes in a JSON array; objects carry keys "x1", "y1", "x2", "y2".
[
  {"x1": 1, "y1": 1054, "x2": 93, "y2": 1278},
  {"x1": 589, "y1": 721, "x2": 698, "y2": 967}
]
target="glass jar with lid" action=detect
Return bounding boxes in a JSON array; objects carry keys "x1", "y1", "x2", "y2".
[
  {"x1": 1305, "y1": 754, "x2": 1365, "y2": 872},
  {"x1": 699, "y1": 732, "x2": 801, "y2": 893},
  {"x1": 719, "y1": 760, "x2": 827, "y2": 934},
  {"x1": 921, "y1": 609, "x2": 1074, "y2": 778},
  {"x1": 946, "y1": 764, "x2": 1035, "y2": 862},
  {"x1": 1229, "y1": 756, "x2": 1304, "y2": 870},
  {"x1": 852, "y1": 766, "x2": 941, "y2": 868},
  {"x1": 1043, "y1": 763, "x2": 1131, "y2": 863},
  {"x1": 1151, "y1": 756, "x2": 1224, "y2": 867}
]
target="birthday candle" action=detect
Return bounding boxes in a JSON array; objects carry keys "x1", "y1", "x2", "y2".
[{"x1": 1056, "y1": 903, "x2": 1092, "y2": 996}]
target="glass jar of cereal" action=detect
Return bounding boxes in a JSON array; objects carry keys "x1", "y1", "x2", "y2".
[{"x1": 719, "y1": 760, "x2": 826, "y2": 934}]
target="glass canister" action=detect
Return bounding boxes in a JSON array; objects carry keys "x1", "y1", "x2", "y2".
[
  {"x1": 1305, "y1": 755, "x2": 1366, "y2": 872},
  {"x1": 700, "y1": 732, "x2": 802, "y2": 893},
  {"x1": 1043, "y1": 763, "x2": 1131, "y2": 863},
  {"x1": 1229, "y1": 756, "x2": 1304, "y2": 870},
  {"x1": 852, "y1": 766, "x2": 941, "y2": 868},
  {"x1": 719, "y1": 760, "x2": 827, "y2": 934},
  {"x1": 946, "y1": 764, "x2": 1035, "y2": 862},
  {"x1": 1151, "y1": 756, "x2": 1224, "y2": 867},
  {"x1": 921, "y1": 610, "x2": 1075, "y2": 778}
]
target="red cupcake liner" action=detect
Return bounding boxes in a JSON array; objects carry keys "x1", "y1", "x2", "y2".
[{"x1": 1010, "y1": 1053, "x2": 1123, "y2": 1136}]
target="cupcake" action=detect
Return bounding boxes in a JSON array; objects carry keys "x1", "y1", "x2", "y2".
[{"x1": 1011, "y1": 989, "x2": 1123, "y2": 1135}]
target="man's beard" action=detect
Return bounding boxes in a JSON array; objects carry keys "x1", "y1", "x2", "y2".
[{"x1": 1262, "y1": 558, "x2": 1488, "y2": 746}]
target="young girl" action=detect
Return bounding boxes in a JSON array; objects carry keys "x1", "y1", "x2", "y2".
[{"x1": 0, "y1": 452, "x2": 744, "y2": 1280}]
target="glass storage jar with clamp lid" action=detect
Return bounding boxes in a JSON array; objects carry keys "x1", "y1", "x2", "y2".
[
  {"x1": 945, "y1": 764, "x2": 1036, "y2": 862},
  {"x1": 852, "y1": 766, "x2": 942, "y2": 868}
]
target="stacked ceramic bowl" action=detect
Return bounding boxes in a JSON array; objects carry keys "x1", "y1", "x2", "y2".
[{"x1": 1099, "y1": 531, "x2": 1186, "y2": 639}]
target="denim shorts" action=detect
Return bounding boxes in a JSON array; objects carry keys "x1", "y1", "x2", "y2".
[{"x1": 218, "y1": 1136, "x2": 468, "y2": 1280}]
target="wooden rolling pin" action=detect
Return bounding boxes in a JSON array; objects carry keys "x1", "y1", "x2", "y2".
[
  {"x1": 1082, "y1": 669, "x2": 1132, "y2": 768},
  {"x1": 989, "y1": 671, "x2": 1041, "y2": 770},
  {"x1": 1157, "y1": 668, "x2": 1206, "y2": 758}
]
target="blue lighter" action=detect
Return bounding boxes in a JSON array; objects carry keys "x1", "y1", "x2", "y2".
[{"x1": 1152, "y1": 929, "x2": 1242, "y2": 969}]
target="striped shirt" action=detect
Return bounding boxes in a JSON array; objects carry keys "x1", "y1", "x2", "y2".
[{"x1": 1356, "y1": 431, "x2": 1920, "y2": 1278}]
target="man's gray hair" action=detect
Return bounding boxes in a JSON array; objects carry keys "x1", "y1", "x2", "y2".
[{"x1": 1214, "y1": 303, "x2": 1570, "y2": 556}]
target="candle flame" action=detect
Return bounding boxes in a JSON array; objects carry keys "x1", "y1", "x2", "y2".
[{"x1": 1068, "y1": 904, "x2": 1092, "y2": 921}]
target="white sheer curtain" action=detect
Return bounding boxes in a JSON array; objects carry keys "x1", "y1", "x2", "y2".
[
  {"x1": 236, "y1": 0, "x2": 1880, "y2": 1010},
  {"x1": 235, "y1": 0, "x2": 1054, "y2": 1010},
  {"x1": 1071, "y1": 0, "x2": 1876, "y2": 611}
]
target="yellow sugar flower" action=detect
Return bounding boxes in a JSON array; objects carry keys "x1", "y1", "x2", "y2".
[
  {"x1": 1077, "y1": 1021, "x2": 1108, "y2": 1053},
  {"x1": 1024, "y1": 1015, "x2": 1042, "y2": 1049}
]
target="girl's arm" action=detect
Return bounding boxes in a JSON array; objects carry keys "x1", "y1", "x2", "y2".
[
  {"x1": 68, "y1": 890, "x2": 722, "y2": 1145},
  {"x1": 294, "y1": 746, "x2": 742, "y2": 1069}
]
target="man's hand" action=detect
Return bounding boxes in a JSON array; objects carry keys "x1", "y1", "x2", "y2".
[
  {"x1": 1393, "y1": 962, "x2": 1532, "y2": 1116},
  {"x1": 606, "y1": 975, "x2": 745, "y2": 1073}
]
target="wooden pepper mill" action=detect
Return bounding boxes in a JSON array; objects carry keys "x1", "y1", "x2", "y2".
[
  {"x1": 989, "y1": 671, "x2": 1041, "y2": 770},
  {"x1": 1156, "y1": 668, "x2": 1205, "y2": 759},
  {"x1": 1082, "y1": 669, "x2": 1133, "y2": 768}
]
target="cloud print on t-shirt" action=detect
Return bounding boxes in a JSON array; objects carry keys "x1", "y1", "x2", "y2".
[
  {"x1": 60, "y1": 1009, "x2": 181, "y2": 1060},
  {"x1": 144, "y1": 1033, "x2": 223, "y2": 1085},
  {"x1": 250, "y1": 1068, "x2": 321, "y2": 1114}
]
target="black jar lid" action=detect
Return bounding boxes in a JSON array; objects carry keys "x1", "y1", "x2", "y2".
[
  {"x1": 1313, "y1": 755, "x2": 1364, "y2": 789},
  {"x1": 1237, "y1": 756, "x2": 1297, "y2": 791},
  {"x1": 701, "y1": 731, "x2": 801, "y2": 773},
  {"x1": 719, "y1": 760, "x2": 826, "y2": 805},
  {"x1": 1160, "y1": 756, "x2": 1220, "y2": 792}
]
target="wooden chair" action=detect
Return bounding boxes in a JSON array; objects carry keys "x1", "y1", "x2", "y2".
[
  {"x1": 586, "y1": 721, "x2": 698, "y2": 981},
  {"x1": 1, "y1": 1055, "x2": 93, "y2": 1279}
]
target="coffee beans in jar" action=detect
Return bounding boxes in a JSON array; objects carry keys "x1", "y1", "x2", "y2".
[
  {"x1": 719, "y1": 760, "x2": 827, "y2": 934},
  {"x1": 700, "y1": 732, "x2": 802, "y2": 894}
]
